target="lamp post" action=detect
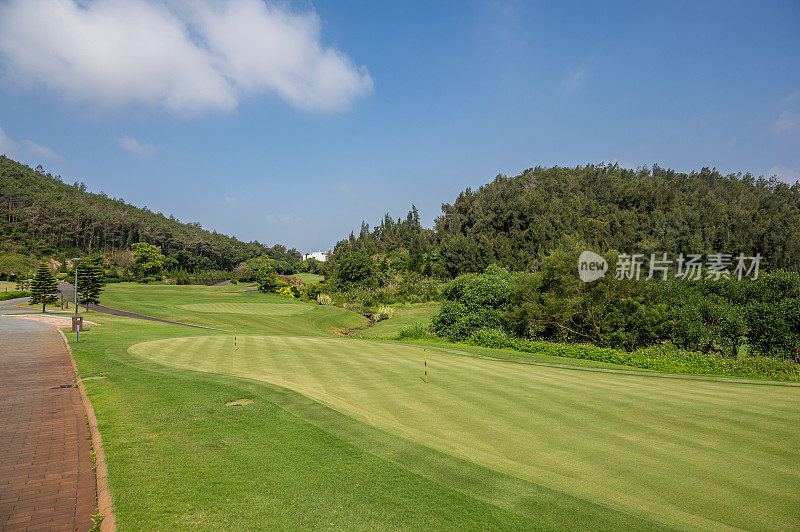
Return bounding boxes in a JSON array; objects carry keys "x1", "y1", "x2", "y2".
[{"x1": 72, "y1": 257, "x2": 81, "y2": 315}]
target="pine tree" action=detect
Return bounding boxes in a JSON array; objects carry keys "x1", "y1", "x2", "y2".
[
  {"x1": 30, "y1": 263, "x2": 59, "y2": 312},
  {"x1": 77, "y1": 261, "x2": 104, "y2": 308}
]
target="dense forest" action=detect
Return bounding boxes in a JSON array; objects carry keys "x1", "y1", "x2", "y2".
[
  {"x1": 332, "y1": 164, "x2": 800, "y2": 275},
  {"x1": 324, "y1": 164, "x2": 800, "y2": 365},
  {"x1": 0, "y1": 156, "x2": 300, "y2": 274}
]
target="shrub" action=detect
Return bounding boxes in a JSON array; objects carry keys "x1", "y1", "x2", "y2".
[
  {"x1": 741, "y1": 271, "x2": 800, "y2": 360},
  {"x1": 396, "y1": 324, "x2": 435, "y2": 340},
  {"x1": 277, "y1": 285, "x2": 295, "y2": 298},
  {"x1": 331, "y1": 251, "x2": 376, "y2": 288},
  {"x1": 441, "y1": 264, "x2": 512, "y2": 310},
  {"x1": 305, "y1": 282, "x2": 327, "y2": 301},
  {"x1": 431, "y1": 265, "x2": 512, "y2": 341},
  {"x1": 256, "y1": 266, "x2": 279, "y2": 293},
  {"x1": 139, "y1": 276, "x2": 156, "y2": 284},
  {"x1": 0, "y1": 290, "x2": 32, "y2": 301},
  {"x1": 317, "y1": 294, "x2": 333, "y2": 305},
  {"x1": 431, "y1": 300, "x2": 505, "y2": 341},
  {"x1": 56, "y1": 272, "x2": 68, "y2": 280},
  {"x1": 468, "y1": 328, "x2": 518, "y2": 350},
  {"x1": 376, "y1": 306, "x2": 394, "y2": 321}
]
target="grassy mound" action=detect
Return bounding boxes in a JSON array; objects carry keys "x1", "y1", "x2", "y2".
[{"x1": 354, "y1": 303, "x2": 439, "y2": 338}]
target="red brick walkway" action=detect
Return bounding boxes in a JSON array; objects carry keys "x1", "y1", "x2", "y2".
[{"x1": 0, "y1": 318, "x2": 96, "y2": 531}]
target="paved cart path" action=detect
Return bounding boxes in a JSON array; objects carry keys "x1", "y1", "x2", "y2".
[{"x1": 0, "y1": 317, "x2": 96, "y2": 531}]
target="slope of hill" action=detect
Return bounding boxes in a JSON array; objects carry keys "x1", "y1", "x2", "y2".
[
  {"x1": 0, "y1": 156, "x2": 298, "y2": 273},
  {"x1": 435, "y1": 164, "x2": 800, "y2": 273},
  {"x1": 333, "y1": 164, "x2": 800, "y2": 275}
]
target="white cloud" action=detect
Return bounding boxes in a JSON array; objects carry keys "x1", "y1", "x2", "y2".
[
  {"x1": 0, "y1": 124, "x2": 18, "y2": 154},
  {"x1": 266, "y1": 214, "x2": 302, "y2": 224},
  {"x1": 118, "y1": 135, "x2": 155, "y2": 156},
  {"x1": 774, "y1": 110, "x2": 800, "y2": 132},
  {"x1": 781, "y1": 90, "x2": 800, "y2": 105},
  {"x1": 565, "y1": 68, "x2": 586, "y2": 92},
  {"x1": 0, "y1": 123, "x2": 62, "y2": 161},
  {"x1": 0, "y1": 0, "x2": 373, "y2": 114},
  {"x1": 223, "y1": 194, "x2": 238, "y2": 206},
  {"x1": 767, "y1": 165, "x2": 800, "y2": 183},
  {"x1": 22, "y1": 140, "x2": 64, "y2": 161}
]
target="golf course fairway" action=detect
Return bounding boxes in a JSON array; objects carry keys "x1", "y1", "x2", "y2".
[
  {"x1": 129, "y1": 334, "x2": 800, "y2": 530},
  {"x1": 177, "y1": 302, "x2": 312, "y2": 315}
]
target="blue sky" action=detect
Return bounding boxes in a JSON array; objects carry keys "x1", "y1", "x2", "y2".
[{"x1": 1, "y1": 0, "x2": 799, "y2": 252}]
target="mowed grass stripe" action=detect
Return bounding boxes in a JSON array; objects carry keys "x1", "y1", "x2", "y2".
[
  {"x1": 442, "y1": 351, "x2": 799, "y2": 444},
  {"x1": 178, "y1": 302, "x2": 312, "y2": 315},
  {"x1": 129, "y1": 334, "x2": 800, "y2": 530}
]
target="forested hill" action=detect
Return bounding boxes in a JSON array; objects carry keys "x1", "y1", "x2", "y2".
[
  {"x1": 335, "y1": 164, "x2": 800, "y2": 275},
  {"x1": 0, "y1": 156, "x2": 298, "y2": 271}
]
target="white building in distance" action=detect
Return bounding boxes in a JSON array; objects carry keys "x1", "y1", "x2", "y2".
[{"x1": 303, "y1": 251, "x2": 329, "y2": 262}]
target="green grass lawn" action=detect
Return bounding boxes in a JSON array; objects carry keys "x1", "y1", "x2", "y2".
[
  {"x1": 293, "y1": 273, "x2": 324, "y2": 285},
  {"x1": 355, "y1": 303, "x2": 439, "y2": 338},
  {"x1": 68, "y1": 317, "x2": 661, "y2": 531},
  {"x1": 66, "y1": 284, "x2": 800, "y2": 530},
  {"x1": 101, "y1": 283, "x2": 365, "y2": 335},
  {"x1": 129, "y1": 333, "x2": 800, "y2": 531}
]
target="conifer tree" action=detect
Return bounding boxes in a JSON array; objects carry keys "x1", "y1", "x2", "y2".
[
  {"x1": 77, "y1": 261, "x2": 104, "y2": 308},
  {"x1": 30, "y1": 263, "x2": 59, "y2": 312}
]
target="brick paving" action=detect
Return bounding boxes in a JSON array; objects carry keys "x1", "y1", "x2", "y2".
[{"x1": 0, "y1": 317, "x2": 96, "y2": 531}]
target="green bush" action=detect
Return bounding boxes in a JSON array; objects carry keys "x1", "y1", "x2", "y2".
[
  {"x1": 431, "y1": 301, "x2": 505, "y2": 341},
  {"x1": 459, "y1": 334, "x2": 800, "y2": 382},
  {"x1": 305, "y1": 282, "x2": 327, "y2": 301},
  {"x1": 256, "y1": 266, "x2": 279, "y2": 293},
  {"x1": 468, "y1": 328, "x2": 517, "y2": 350},
  {"x1": 317, "y1": 294, "x2": 333, "y2": 305},
  {"x1": 741, "y1": 271, "x2": 800, "y2": 360},
  {"x1": 375, "y1": 306, "x2": 394, "y2": 321},
  {"x1": 332, "y1": 251, "x2": 376, "y2": 288},
  {"x1": 277, "y1": 285, "x2": 295, "y2": 298},
  {"x1": 0, "y1": 290, "x2": 32, "y2": 301},
  {"x1": 441, "y1": 264, "x2": 512, "y2": 310},
  {"x1": 431, "y1": 265, "x2": 512, "y2": 341},
  {"x1": 396, "y1": 324, "x2": 435, "y2": 340}
]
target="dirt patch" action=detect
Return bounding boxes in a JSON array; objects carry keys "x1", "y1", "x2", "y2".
[
  {"x1": 225, "y1": 399, "x2": 254, "y2": 407},
  {"x1": 338, "y1": 312, "x2": 376, "y2": 336}
]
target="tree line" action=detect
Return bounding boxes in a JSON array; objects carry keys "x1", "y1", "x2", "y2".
[
  {"x1": 330, "y1": 164, "x2": 800, "y2": 278},
  {"x1": 0, "y1": 156, "x2": 301, "y2": 273}
]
